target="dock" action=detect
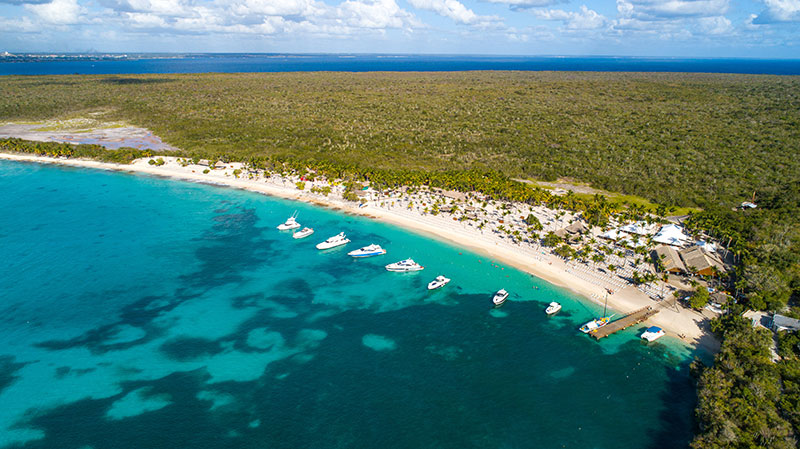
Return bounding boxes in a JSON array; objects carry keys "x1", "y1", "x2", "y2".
[{"x1": 590, "y1": 305, "x2": 659, "y2": 340}]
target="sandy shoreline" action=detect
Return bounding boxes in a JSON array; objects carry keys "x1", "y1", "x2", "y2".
[{"x1": 0, "y1": 152, "x2": 719, "y2": 353}]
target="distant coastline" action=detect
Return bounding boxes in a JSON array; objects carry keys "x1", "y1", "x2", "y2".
[{"x1": 2, "y1": 54, "x2": 800, "y2": 76}]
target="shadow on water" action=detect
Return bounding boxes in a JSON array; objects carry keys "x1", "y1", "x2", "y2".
[
  {"x1": 33, "y1": 206, "x2": 277, "y2": 356},
  {"x1": 14, "y1": 370, "x2": 236, "y2": 449},
  {"x1": 0, "y1": 356, "x2": 27, "y2": 396},
  {"x1": 647, "y1": 363, "x2": 697, "y2": 449},
  {"x1": 181, "y1": 206, "x2": 277, "y2": 288}
]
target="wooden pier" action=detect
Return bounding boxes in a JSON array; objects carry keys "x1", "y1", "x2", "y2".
[{"x1": 590, "y1": 305, "x2": 659, "y2": 340}]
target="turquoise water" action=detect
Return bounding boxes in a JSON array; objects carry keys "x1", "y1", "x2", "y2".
[{"x1": 0, "y1": 160, "x2": 697, "y2": 448}]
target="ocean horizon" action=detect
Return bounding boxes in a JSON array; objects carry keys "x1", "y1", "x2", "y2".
[
  {"x1": 0, "y1": 159, "x2": 699, "y2": 448},
  {"x1": 2, "y1": 53, "x2": 800, "y2": 76}
]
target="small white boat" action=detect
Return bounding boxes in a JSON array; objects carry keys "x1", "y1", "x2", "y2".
[
  {"x1": 641, "y1": 326, "x2": 666, "y2": 342},
  {"x1": 545, "y1": 302, "x2": 562, "y2": 315},
  {"x1": 347, "y1": 244, "x2": 386, "y2": 258},
  {"x1": 316, "y1": 232, "x2": 350, "y2": 250},
  {"x1": 292, "y1": 227, "x2": 314, "y2": 239},
  {"x1": 385, "y1": 259, "x2": 424, "y2": 272},
  {"x1": 579, "y1": 317, "x2": 611, "y2": 334},
  {"x1": 427, "y1": 275, "x2": 451, "y2": 290},
  {"x1": 277, "y1": 212, "x2": 301, "y2": 231},
  {"x1": 492, "y1": 289, "x2": 509, "y2": 306}
]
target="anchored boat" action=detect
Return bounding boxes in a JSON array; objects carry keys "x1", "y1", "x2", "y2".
[
  {"x1": 545, "y1": 302, "x2": 562, "y2": 315},
  {"x1": 316, "y1": 232, "x2": 350, "y2": 250},
  {"x1": 427, "y1": 275, "x2": 451, "y2": 290},
  {"x1": 385, "y1": 259, "x2": 424, "y2": 272},
  {"x1": 292, "y1": 227, "x2": 314, "y2": 239},
  {"x1": 492, "y1": 289, "x2": 509, "y2": 306},
  {"x1": 277, "y1": 211, "x2": 301, "y2": 231},
  {"x1": 347, "y1": 244, "x2": 387, "y2": 258}
]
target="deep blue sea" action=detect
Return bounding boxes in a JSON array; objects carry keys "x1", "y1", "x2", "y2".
[
  {"x1": 1, "y1": 54, "x2": 799, "y2": 76},
  {"x1": 0, "y1": 160, "x2": 698, "y2": 449}
]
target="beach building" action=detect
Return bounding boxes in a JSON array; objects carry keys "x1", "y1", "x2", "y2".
[
  {"x1": 772, "y1": 314, "x2": 800, "y2": 332},
  {"x1": 652, "y1": 224, "x2": 691, "y2": 247},
  {"x1": 652, "y1": 245, "x2": 686, "y2": 274},
  {"x1": 600, "y1": 229, "x2": 629, "y2": 241},
  {"x1": 555, "y1": 221, "x2": 588, "y2": 241},
  {"x1": 679, "y1": 246, "x2": 724, "y2": 276},
  {"x1": 620, "y1": 221, "x2": 656, "y2": 235}
]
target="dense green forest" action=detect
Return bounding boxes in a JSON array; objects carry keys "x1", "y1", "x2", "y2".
[
  {"x1": 692, "y1": 312, "x2": 800, "y2": 448},
  {"x1": 2, "y1": 72, "x2": 799, "y2": 209}
]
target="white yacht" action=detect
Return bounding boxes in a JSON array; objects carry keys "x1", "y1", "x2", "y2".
[
  {"x1": 579, "y1": 317, "x2": 610, "y2": 334},
  {"x1": 292, "y1": 227, "x2": 314, "y2": 239},
  {"x1": 277, "y1": 212, "x2": 301, "y2": 231},
  {"x1": 385, "y1": 259, "x2": 424, "y2": 272},
  {"x1": 427, "y1": 275, "x2": 451, "y2": 290},
  {"x1": 492, "y1": 289, "x2": 509, "y2": 306},
  {"x1": 545, "y1": 302, "x2": 562, "y2": 315},
  {"x1": 316, "y1": 232, "x2": 350, "y2": 250},
  {"x1": 347, "y1": 244, "x2": 386, "y2": 258},
  {"x1": 580, "y1": 294, "x2": 612, "y2": 334},
  {"x1": 641, "y1": 326, "x2": 666, "y2": 342}
]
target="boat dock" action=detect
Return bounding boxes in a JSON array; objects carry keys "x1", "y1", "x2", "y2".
[{"x1": 590, "y1": 305, "x2": 659, "y2": 340}]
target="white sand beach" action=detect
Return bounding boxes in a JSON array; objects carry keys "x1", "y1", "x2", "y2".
[{"x1": 0, "y1": 152, "x2": 720, "y2": 353}]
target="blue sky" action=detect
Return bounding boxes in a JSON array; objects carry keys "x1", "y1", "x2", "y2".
[{"x1": 1, "y1": 0, "x2": 798, "y2": 56}]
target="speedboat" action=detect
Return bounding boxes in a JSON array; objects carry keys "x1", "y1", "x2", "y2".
[
  {"x1": 292, "y1": 227, "x2": 314, "y2": 239},
  {"x1": 492, "y1": 289, "x2": 509, "y2": 306},
  {"x1": 347, "y1": 244, "x2": 386, "y2": 258},
  {"x1": 427, "y1": 275, "x2": 451, "y2": 290},
  {"x1": 277, "y1": 212, "x2": 301, "y2": 230},
  {"x1": 641, "y1": 326, "x2": 666, "y2": 342},
  {"x1": 316, "y1": 232, "x2": 350, "y2": 250},
  {"x1": 545, "y1": 302, "x2": 562, "y2": 315},
  {"x1": 579, "y1": 317, "x2": 610, "y2": 333},
  {"x1": 385, "y1": 259, "x2": 424, "y2": 272}
]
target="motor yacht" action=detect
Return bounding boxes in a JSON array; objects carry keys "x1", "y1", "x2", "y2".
[
  {"x1": 292, "y1": 227, "x2": 314, "y2": 239},
  {"x1": 385, "y1": 259, "x2": 424, "y2": 272},
  {"x1": 492, "y1": 289, "x2": 509, "y2": 306},
  {"x1": 316, "y1": 232, "x2": 350, "y2": 250},
  {"x1": 277, "y1": 212, "x2": 301, "y2": 231},
  {"x1": 427, "y1": 275, "x2": 451, "y2": 290},
  {"x1": 347, "y1": 244, "x2": 386, "y2": 258},
  {"x1": 545, "y1": 302, "x2": 562, "y2": 315}
]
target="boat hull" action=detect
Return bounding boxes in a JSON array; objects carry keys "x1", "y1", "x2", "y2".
[
  {"x1": 427, "y1": 278, "x2": 450, "y2": 290},
  {"x1": 349, "y1": 250, "x2": 386, "y2": 258},
  {"x1": 386, "y1": 266, "x2": 424, "y2": 272},
  {"x1": 316, "y1": 240, "x2": 349, "y2": 250}
]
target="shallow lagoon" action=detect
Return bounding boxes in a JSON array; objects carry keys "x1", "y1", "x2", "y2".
[{"x1": 0, "y1": 160, "x2": 697, "y2": 448}]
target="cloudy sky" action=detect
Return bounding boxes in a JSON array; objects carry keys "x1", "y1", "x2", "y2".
[{"x1": 1, "y1": 0, "x2": 798, "y2": 56}]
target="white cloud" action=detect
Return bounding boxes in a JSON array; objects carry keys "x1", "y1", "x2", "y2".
[
  {"x1": 533, "y1": 5, "x2": 606, "y2": 30},
  {"x1": 25, "y1": 0, "x2": 85, "y2": 24},
  {"x1": 0, "y1": 16, "x2": 39, "y2": 31},
  {"x1": 228, "y1": 0, "x2": 322, "y2": 18},
  {"x1": 616, "y1": 0, "x2": 729, "y2": 21},
  {"x1": 407, "y1": 0, "x2": 496, "y2": 25},
  {"x1": 697, "y1": 15, "x2": 732, "y2": 34},
  {"x1": 484, "y1": 0, "x2": 560, "y2": 7},
  {"x1": 338, "y1": 0, "x2": 416, "y2": 29},
  {"x1": 753, "y1": 0, "x2": 800, "y2": 23}
]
